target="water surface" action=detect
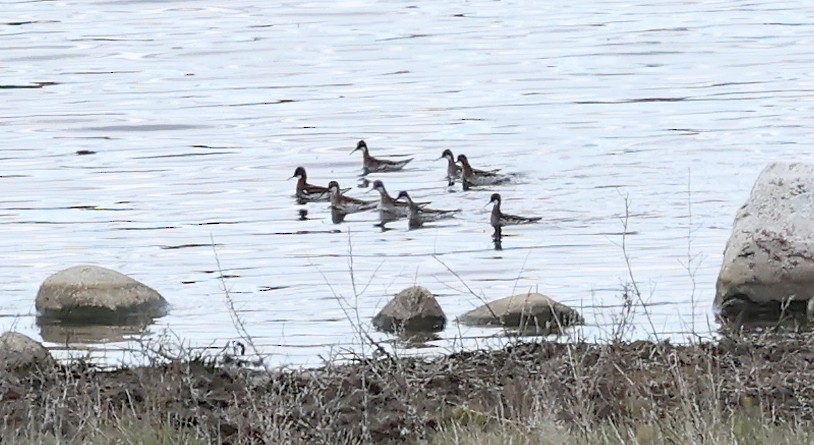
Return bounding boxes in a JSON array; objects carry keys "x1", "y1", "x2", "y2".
[{"x1": 1, "y1": 0, "x2": 814, "y2": 367}]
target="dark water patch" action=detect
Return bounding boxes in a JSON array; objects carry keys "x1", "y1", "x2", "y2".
[
  {"x1": 0, "y1": 81, "x2": 58, "y2": 89},
  {"x1": 763, "y1": 22, "x2": 811, "y2": 26},
  {"x1": 271, "y1": 229, "x2": 343, "y2": 235},
  {"x1": 193, "y1": 221, "x2": 243, "y2": 226},
  {"x1": 226, "y1": 99, "x2": 297, "y2": 107},
  {"x1": 259, "y1": 285, "x2": 290, "y2": 292},
  {"x1": 220, "y1": 274, "x2": 242, "y2": 279},
  {"x1": 668, "y1": 128, "x2": 701, "y2": 135},
  {"x1": 53, "y1": 136, "x2": 117, "y2": 141},
  {"x1": 694, "y1": 81, "x2": 766, "y2": 89},
  {"x1": 160, "y1": 243, "x2": 218, "y2": 250},
  {"x1": 75, "y1": 150, "x2": 96, "y2": 155},
  {"x1": 191, "y1": 144, "x2": 234, "y2": 149},
  {"x1": 378, "y1": 33, "x2": 432, "y2": 42},
  {"x1": 68, "y1": 205, "x2": 135, "y2": 211},
  {"x1": 594, "y1": 231, "x2": 640, "y2": 236},
  {"x1": 112, "y1": 225, "x2": 178, "y2": 230},
  {"x1": 575, "y1": 97, "x2": 688, "y2": 105},
  {"x1": 3, "y1": 20, "x2": 59, "y2": 26}
]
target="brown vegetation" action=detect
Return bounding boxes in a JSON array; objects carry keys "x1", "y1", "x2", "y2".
[{"x1": 3, "y1": 332, "x2": 814, "y2": 444}]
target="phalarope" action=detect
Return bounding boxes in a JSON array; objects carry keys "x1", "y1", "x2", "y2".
[
  {"x1": 395, "y1": 190, "x2": 460, "y2": 229},
  {"x1": 351, "y1": 140, "x2": 413, "y2": 174},
  {"x1": 290, "y1": 166, "x2": 349, "y2": 204},
  {"x1": 488, "y1": 193, "x2": 541, "y2": 238},
  {"x1": 327, "y1": 181, "x2": 377, "y2": 214},
  {"x1": 438, "y1": 149, "x2": 462, "y2": 186},
  {"x1": 457, "y1": 154, "x2": 512, "y2": 191},
  {"x1": 370, "y1": 180, "x2": 428, "y2": 217}
]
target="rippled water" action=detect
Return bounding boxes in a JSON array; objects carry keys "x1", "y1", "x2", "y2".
[{"x1": 1, "y1": 0, "x2": 813, "y2": 367}]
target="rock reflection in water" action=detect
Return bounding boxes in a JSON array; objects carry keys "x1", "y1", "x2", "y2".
[{"x1": 37, "y1": 317, "x2": 154, "y2": 344}]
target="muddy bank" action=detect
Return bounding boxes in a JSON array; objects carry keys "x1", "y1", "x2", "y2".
[{"x1": 3, "y1": 335, "x2": 814, "y2": 444}]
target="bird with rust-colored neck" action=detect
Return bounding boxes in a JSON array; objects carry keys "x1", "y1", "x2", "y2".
[
  {"x1": 327, "y1": 180, "x2": 377, "y2": 214},
  {"x1": 438, "y1": 149, "x2": 462, "y2": 186},
  {"x1": 351, "y1": 140, "x2": 413, "y2": 174},
  {"x1": 370, "y1": 180, "x2": 429, "y2": 217},
  {"x1": 457, "y1": 154, "x2": 512, "y2": 191},
  {"x1": 395, "y1": 190, "x2": 460, "y2": 229},
  {"x1": 291, "y1": 166, "x2": 348, "y2": 204},
  {"x1": 488, "y1": 193, "x2": 541, "y2": 238}
]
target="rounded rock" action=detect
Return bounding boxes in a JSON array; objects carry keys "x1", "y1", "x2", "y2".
[
  {"x1": 458, "y1": 292, "x2": 583, "y2": 333},
  {"x1": 715, "y1": 162, "x2": 814, "y2": 324},
  {"x1": 0, "y1": 331, "x2": 55, "y2": 371},
  {"x1": 35, "y1": 265, "x2": 168, "y2": 324},
  {"x1": 372, "y1": 286, "x2": 446, "y2": 333}
]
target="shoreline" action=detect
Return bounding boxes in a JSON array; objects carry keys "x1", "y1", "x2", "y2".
[{"x1": 3, "y1": 333, "x2": 814, "y2": 444}]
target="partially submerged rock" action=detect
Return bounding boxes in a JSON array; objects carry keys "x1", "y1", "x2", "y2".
[
  {"x1": 715, "y1": 162, "x2": 814, "y2": 325},
  {"x1": 372, "y1": 286, "x2": 446, "y2": 333},
  {"x1": 35, "y1": 265, "x2": 168, "y2": 324},
  {"x1": 458, "y1": 292, "x2": 583, "y2": 334},
  {"x1": 0, "y1": 331, "x2": 55, "y2": 371}
]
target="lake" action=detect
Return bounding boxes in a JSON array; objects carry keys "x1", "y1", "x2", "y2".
[{"x1": 1, "y1": 0, "x2": 813, "y2": 367}]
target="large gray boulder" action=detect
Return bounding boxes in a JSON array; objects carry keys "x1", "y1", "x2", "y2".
[
  {"x1": 372, "y1": 286, "x2": 446, "y2": 333},
  {"x1": 0, "y1": 331, "x2": 55, "y2": 371},
  {"x1": 458, "y1": 292, "x2": 583, "y2": 333},
  {"x1": 715, "y1": 162, "x2": 814, "y2": 323},
  {"x1": 35, "y1": 265, "x2": 168, "y2": 324}
]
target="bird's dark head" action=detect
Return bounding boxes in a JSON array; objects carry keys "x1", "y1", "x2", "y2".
[
  {"x1": 371, "y1": 180, "x2": 385, "y2": 192},
  {"x1": 351, "y1": 140, "x2": 368, "y2": 154},
  {"x1": 489, "y1": 193, "x2": 501, "y2": 205},
  {"x1": 327, "y1": 180, "x2": 340, "y2": 193},
  {"x1": 456, "y1": 154, "x2": 468, "y2": 164},
  {"x1": 439, "y1": 149, "x2": 454, "y2": 160},
  {"x1": 395, "y1": 190, "x2": 410, "y2": 201},
  {"x1": 291, "y1": 166, "x2": 306, "y2": 179}
]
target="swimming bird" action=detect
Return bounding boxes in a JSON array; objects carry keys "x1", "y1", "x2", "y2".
[
  {"x1": 488, "y1": 193, "x2": 541, "y2": 238},
  {"x1": 395, "y1": 190, "x2": 460, "y2": 229},
  {"x1": 441, "y1": 149, "x2": 501, "y2": 187},
  {"x1": 439, "y1": 149, "x2": 462, "y2": 186},
  {"x1": 351, "y1": 140, "x2": 413, "y2": 174},
  {"x1": 327, "y1": 181, "x2": 377, "y2": 214},
  {"x1": 290, "y1": 166, "x2": 349, "y2": 204},
  {"x1": 370, "y1": 180, "x2": 428, "y2": 217},
  {"x1": 457, "y1": 154, "x2": 512, "y2": 191}
]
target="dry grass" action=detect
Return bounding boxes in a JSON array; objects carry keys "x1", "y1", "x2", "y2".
[
  {"x1": 431, "y1": 414, "x2": 813, "y2": 445},
  {"x1": 2, "y1": 417, "x2": 208, "y2": 445},
  {"x1": 3, "y1": 333, "x2": 814, "y2": 444}
]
